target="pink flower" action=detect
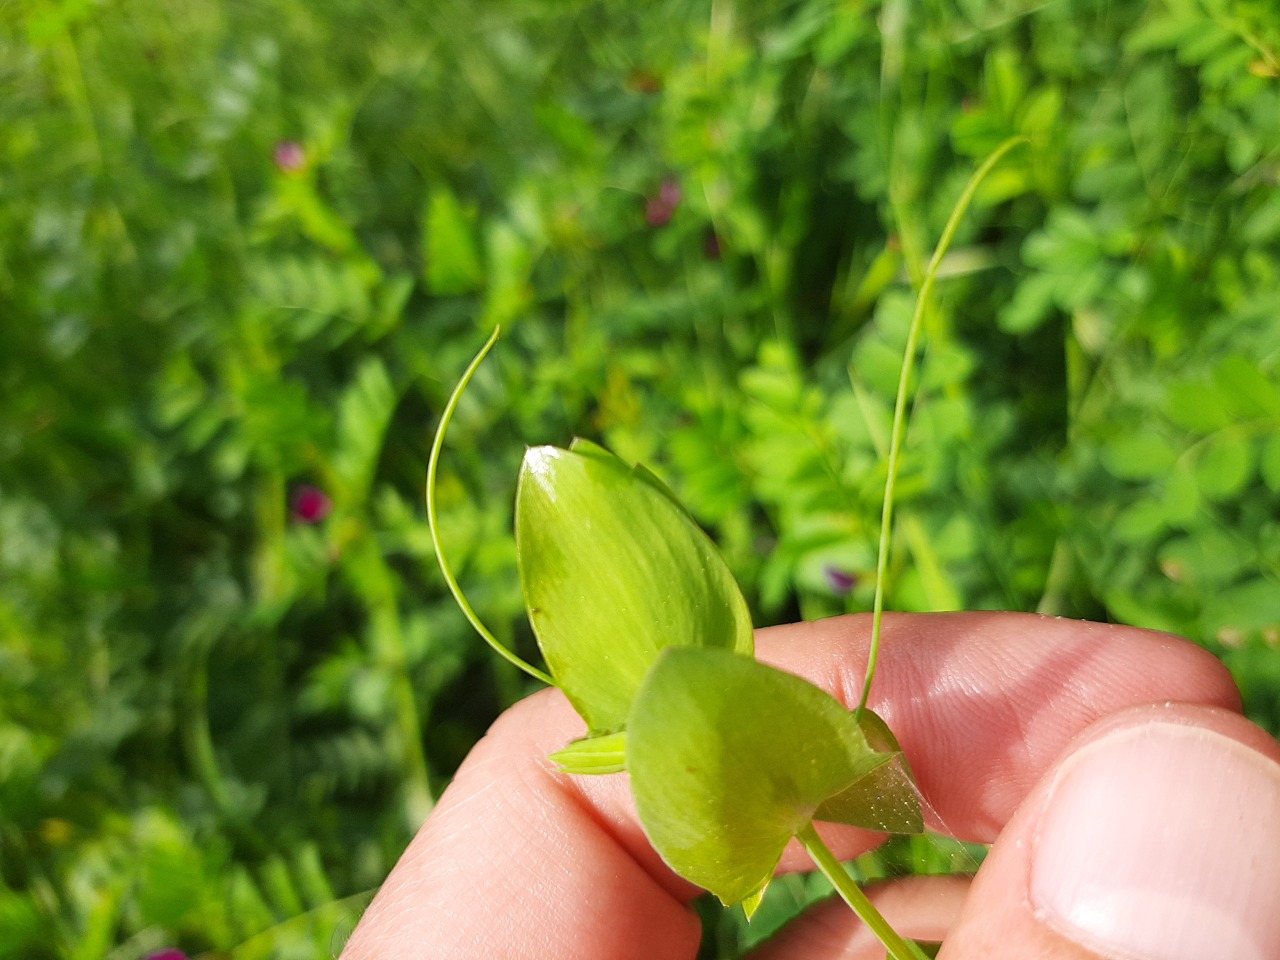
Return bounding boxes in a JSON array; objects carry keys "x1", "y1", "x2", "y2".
[
  {"x1": 144, "y1": 951, "x2": 187, "y2": 960},
  {"x1": 273, "y1": 140, "x2": 306, "y2": 174},
  {"x1": 291, "y1": 485, "x2": 332, "y2": 523},
  {"x1": 644, "y1": 178, "x2": 683, "y2": 227}
]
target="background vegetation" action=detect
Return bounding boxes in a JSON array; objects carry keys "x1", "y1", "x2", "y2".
[{"x1": 2, "y1": 0, "x2": 1278, "y2": 956}]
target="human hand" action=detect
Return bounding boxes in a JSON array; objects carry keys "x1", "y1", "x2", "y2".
[{"x1": 338, "y1": 612, "x2": 1280, "y2": 960}]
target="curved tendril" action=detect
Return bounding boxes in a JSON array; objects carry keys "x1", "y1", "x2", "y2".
[
  {"x1": 858, "y1": 136, "x2": 1029, "y2": 716},
  {"x1": 426, "y1": 326, "x2": 556, "y2": 687}
]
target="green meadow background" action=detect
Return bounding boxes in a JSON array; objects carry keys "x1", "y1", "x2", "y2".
[{"x1": 2, "y1": 0, "x2": 1279, "y2": 956}]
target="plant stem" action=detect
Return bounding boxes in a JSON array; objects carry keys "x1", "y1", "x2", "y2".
[
  {"x1": 856, "y1": 135, "x2": 1028, "y2": 716},
  {"x1": 1036, "y1": 537, "x2": 1074, "y2": 616},
  {"x1": 798, "y1": 824, "x2": 931, "y2": 960},
  {"x1": 426, "y1": 327, "x2": 556, "y2": 687}
]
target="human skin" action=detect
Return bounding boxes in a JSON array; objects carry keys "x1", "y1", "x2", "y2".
[{"x1": 339, "y1": 612, "x2": 1279, "y2": 960}]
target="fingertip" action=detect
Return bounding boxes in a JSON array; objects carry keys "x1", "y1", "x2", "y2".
[
  {"x1": 341, "y1": 687, "x2": 703, "y2": 959},
  {"x1": 758, "y1": 613, "x2": 1243, "y2": 842},
  {"x1": 941, "y1": 704, "x2": 1280, "y2": 960}
]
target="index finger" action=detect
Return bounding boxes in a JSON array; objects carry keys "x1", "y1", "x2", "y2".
[{"x1": 339, "y1": 612, "x2": 1240, "y2": 960}]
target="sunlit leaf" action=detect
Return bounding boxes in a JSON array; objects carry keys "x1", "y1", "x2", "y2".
[
  {"x1": 741, "y1": 884, "x2": 768, "y2": 921},
  {"x1": 1194, "y1": 428, "x2": 1253, "y2": 501},
  {"x1": 1202, "y1": 578, "x2": 1280, "y2": 637},
  {"x1": 627, "y1": 648, "x2": 890, "y2": 906},
  {"x1": 1212, "y1": 356, "x2": 1280, "y2": 419},
  {"x1": 424, "y1": 187, "x2": 484, "y2": 295},
  {"x1": 815, "y1": 710, "x2": 923, "y2": 834},
  {"x1": 1262, "y1": 432, "x2": 1280, "y2": 493},
  {"x1": 548, "y1": 731, "x2": 627, "y2": 775},
  {"x1": 1164, "y1": 380, "x2": 1233, "y2": 433},
  {"x1": 516, "y1": 442, "x2": 753, "y2": 735},
  {"x1": 1101, "y1": 430, "x2": 1178, "y2": 480}
]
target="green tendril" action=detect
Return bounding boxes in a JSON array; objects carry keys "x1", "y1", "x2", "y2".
[
  {"x1": 426, "y1": 326, "x2": 556, "y2": 687},
  {"x1": 857, "y1": 136, "x2": 1028, "y2": 716}
]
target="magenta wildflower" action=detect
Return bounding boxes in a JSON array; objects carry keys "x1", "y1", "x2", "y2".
[
  {"x1": 644, "y1": 178, "x2": 683, "y2": 227},
  {"x1": 291, "y1": 485, "x2": 332, "y2": 523},
  {"x1": 823, "y1": 565, "x2": 859, "y2": 595},
  {"x1": 144, "y1": 951, "x2": 188, "y2": 960},
  {"x1": 273, "y1": 140, "x2": 306, "y2": 174}
]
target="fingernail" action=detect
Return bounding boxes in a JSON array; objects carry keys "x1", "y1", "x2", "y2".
[{"x1": 1031, "y1": 721, "x2": 1280, "y2": 960}]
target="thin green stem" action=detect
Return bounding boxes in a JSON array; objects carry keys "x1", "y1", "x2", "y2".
[
  {"x1": 857, "y1": 136, "x2": 1028, "y2": 716},
  {"x1": 799, "y1": 824, "x2": 931, "y2": 960},
  {"x1": 426, "y1": 327, "x2": 556, "y2": 687}
]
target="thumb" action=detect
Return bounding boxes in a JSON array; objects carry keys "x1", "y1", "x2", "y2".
[{"x1": 941, "y1": 703, "x2": 1280, "y2": 960}]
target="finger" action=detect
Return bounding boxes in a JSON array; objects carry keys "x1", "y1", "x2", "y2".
[
  {"x1": 340, "y1": 613, "x2": 1240, "y2": 959},
  {"x1": 761, "y1": 612, "x2": 1240, "y2": 860},
  {"x1": 746, "y1": 876, "x2": 970, "y2": 960},
  {"x1": 940, "y1": 702, "x2": 1280, "y2": 960},
  {"x1": 340, "y1": 685, "x2": 704, "y2": 960}
]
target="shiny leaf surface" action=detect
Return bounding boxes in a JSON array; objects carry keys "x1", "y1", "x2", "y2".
[
  {"x1": 516, "y1": 441, "x2": 753, "y2": 734},
  {"x1": 627, "y1": 648, "x2": 891, "y2": 906}
]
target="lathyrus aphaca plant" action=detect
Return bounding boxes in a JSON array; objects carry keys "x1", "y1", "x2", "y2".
[{"x1": 426, "y1": 138, "x2": 1025, "y2": 960}]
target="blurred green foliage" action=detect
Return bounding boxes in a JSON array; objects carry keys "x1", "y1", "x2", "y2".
[{"x1": 1, "y1": 0, "x2": 1278, "y2": 956}]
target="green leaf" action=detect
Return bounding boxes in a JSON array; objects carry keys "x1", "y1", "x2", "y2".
[
  {"x1": 423, "y1": 187, "x2": 484, "y2": 295},
  {"x1": 1101, "y1": 431, "x2": 1178, "y2": 480},
  {"x1": 1165, "y1": 381, "x2": 1232, "y2": 433},
  {"x1": 741, "y1": 884, "x2": 768, "y2": 922},
  {"x1": 333, "y1": 356, "x2": 397, "y2": 501},
  {"x1": 516, "y1": 442, "x2": 753, "y2": 734},
  {"x1": 1194, "y1": 429, "x2": 1253, "y2": 501},
  {"x1": 1159, "y1": 465, "x2": 1202, "y2": 526},
  {"x1": 815, "y1": 710, "x2": 924, "y2": 834},
  {"x1": 548, "y1": 731, "x2": 627, "y2": 775},
  {"x1": 1114, "y1": 498, "x2": 1169, "y2": 543},
  {"x1": 998, "y1": 271, "x2": 1057, "y2": 335},
  {"x1": 570, "y1": 437, "x2": 686, "y2": 509},
  {"x1": 1158, "y1": 528, "x2": 1250, "y2": 588},
  {"x1": 1261, "y1": 432, "x2": 1280, "y2": 493},
  {"x1": 1202, "y1": 578, "x2": 1280, "y2": 636},
  {"x1": 481, "y1": 221, "x2": 535, "y2": 328},
  {"x1": 627, "y1": 648, "x2": 892, "y2": 907},
  {"x1": 1212, "y1": 356, "x2": 1280, "y2": 419}
]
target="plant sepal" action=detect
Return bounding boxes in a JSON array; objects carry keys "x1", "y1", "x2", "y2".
[
  {"x1": 814, "y1": 709, "x2": 923, "y2": 834},
  {"x1": 547, "y1": 731, "x2": 627, "y2": 775}
]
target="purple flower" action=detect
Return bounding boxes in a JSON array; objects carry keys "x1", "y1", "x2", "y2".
[
  {"x1": 644, "y1": 178, "x2": 683, "y2": 227},
  {"x1": 823, "y1": 565, "x2": 859, "y2": 596},
  {"x1": 273, "y1": 140, "x2": 306, "y2": 174},
  {"x1": 144, "y1": 951, "x2": 188, "y2": 960},
  {"x1": 291, "y1": 485, "x2": 332, "y2": 524}
]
